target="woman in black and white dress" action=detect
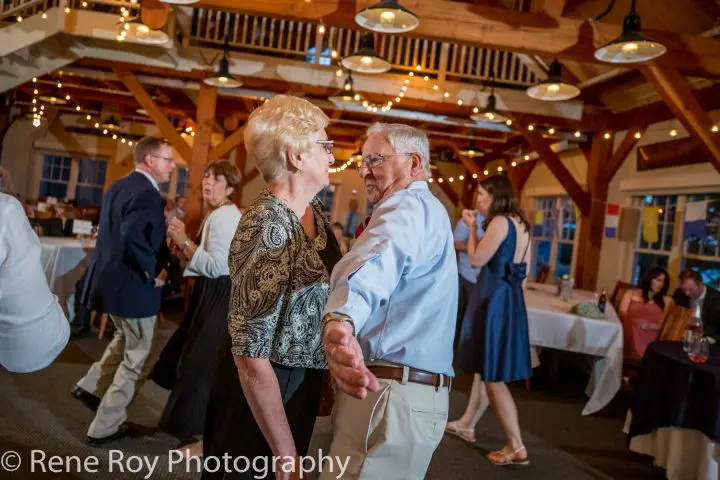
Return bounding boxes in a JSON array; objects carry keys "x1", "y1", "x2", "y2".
[{"x1": 153, "y1": 160, "x2": 242, "y2": 457}]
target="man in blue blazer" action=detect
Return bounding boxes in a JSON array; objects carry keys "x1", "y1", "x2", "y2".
[{"x1": 72, "y1": 136, "x2": 176, "y2": 445}]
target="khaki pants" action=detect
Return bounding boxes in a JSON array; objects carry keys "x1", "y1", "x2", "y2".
[
  {"x1": 76, "y1": 314, "x2": 157, "y2": 439},
  {"x1": 321, "y1": 368, "x2": 449, "y2": 479}
]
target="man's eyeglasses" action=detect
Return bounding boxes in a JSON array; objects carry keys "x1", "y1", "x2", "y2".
[
  {"x1": 358, "y1": 152, "x2": 415, "y2": 170},
  {"x1": 151, "y1": 154, "x2": 175, "y2": 162},
  {"x1": 315, "y1": 140, "x2": 334, "y2": 156}
]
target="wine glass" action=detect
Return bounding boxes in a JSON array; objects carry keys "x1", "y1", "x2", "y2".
[{"x1": 688, "y1": 336, "x2": 710, "y2": 364}]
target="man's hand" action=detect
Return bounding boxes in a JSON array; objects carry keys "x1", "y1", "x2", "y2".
[
  {"x1": 323, "y1": 320, "x2": 380, "y2": 399},
  {"x1": 153, "y1": 277, "x2": 166, "y2": 288}
]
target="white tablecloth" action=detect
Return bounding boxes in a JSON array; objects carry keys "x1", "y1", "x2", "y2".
[
  {"x1": 39, "y1": 238, "x2": 95, "y2": 323},
  {"x1": 630, "y1": 427, "x2": 719, "y2": 480},
  {"x1": 524, "y1": 282, "x2": 624, "y2": 415}
]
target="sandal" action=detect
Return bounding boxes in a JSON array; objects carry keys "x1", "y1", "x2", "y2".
[
  {"x1": 487, "y1": 446, "x2": 530, "y2": 466},
  {"x1": 444, "y1": 421, "x2": 476, "y2": 443}
]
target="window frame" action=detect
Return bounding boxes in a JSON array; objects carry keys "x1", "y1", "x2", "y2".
[{"x1": 530, "y1": 195, "x2": 578, "y2": 281}]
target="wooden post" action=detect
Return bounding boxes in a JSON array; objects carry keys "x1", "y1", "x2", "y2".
[
  {"x1": 233, "y1": 146, "x2": 247, "y2": 205},
  {"x1": 574, "y1": 132, "x2": 613, "y2": 291},
  {"x1": 185, "y1": 82, "x2": 217, "y2": 237}
]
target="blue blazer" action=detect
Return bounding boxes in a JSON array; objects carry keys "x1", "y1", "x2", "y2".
[{"x1": 82, "y1": 171, "x2": 169, "y2": 318}]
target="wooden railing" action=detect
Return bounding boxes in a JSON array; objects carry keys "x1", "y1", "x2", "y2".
[
  {"x1": 0, "y1": 0, "x2": 58, "y2": 22},
  {"x1": 189, "y1": 8, "x2": 541, "y2": 87}
]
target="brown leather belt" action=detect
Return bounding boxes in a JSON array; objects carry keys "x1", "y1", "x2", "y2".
[{"x1": 368, "y1": 365, "x2": 452, "y2": 390}]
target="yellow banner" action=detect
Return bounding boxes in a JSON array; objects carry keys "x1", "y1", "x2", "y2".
[
  {"x1": 642, "y1": 206, "x2": 659, "y2": 243},
  {"x1": 534, "y1": 210, "x2": 543, "y2": 225}
]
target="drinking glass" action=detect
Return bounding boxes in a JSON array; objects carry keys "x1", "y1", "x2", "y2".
[{"x1": 688, "y1": 336, "x2": 710, "y2": 364}]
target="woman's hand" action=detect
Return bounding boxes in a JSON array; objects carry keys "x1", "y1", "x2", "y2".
[
  {"x1": 168, "y1": 217, "x2": 188, "y2": 246},
  {"x1": 461, "y1": 209, "x2": 476, "y2": 227}
]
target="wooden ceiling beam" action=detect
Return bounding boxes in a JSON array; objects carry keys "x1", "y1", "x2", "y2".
[
  {"x1": 210, "y1": 125, "x2": 247, "y2": 162},
  {"x1": 115, "y1": 67, "x2": 193, "y2": 162},
  {"x1": 435, "y1": 178, "x2": 460, "y2": 205},
  {"x1": 603, "y1": 126, "x2": 646, "y2": 182},
  {"x1": 542, "y1": 0, "x2": 568, "y2": 17},
  {"x1": 641, "y1": 66, "x2": 720, "y2": 174},
  {"x1": 612, "y1": 82, "x2": 720, "y2": 132},
  {"x1": 196, "y1": 0, "x2": 720, "y2": 76},
  {"x1": 517, "y1": 117, "x2": 590, "y2": 214},
  {"x1": 507, "y1": 159, "x2": 537, "y2": 193}
]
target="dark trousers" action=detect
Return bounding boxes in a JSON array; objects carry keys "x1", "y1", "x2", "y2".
[
  {"x1": 202, "y1": 341, "x2": 323, "y2": 479},
  {"x1": 73, "y1": 272, "x2": 92, "y2": 332},
  {"x1": 455, "y1": 275, "x2": 476, "y2": 349}
]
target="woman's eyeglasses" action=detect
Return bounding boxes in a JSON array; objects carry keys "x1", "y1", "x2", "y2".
[{"x1": 315, "y1": 140, "x2": 334, "y2": 155}]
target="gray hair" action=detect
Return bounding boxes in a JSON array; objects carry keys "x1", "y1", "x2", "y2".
[{"x1": 366, "y1": 123, "x2": 431, "y2": 173}]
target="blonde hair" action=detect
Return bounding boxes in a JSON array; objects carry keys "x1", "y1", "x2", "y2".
[{"x1": 244, "y1": 95, "x2": 330, "y2": 182}]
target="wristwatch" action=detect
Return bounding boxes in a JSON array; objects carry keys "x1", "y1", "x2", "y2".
[
  {"x1": 321, "y1": 313, "x2": 355, "y2": 336},
  {"x1": 182, "y1": 239, "x2": 192, "y2": 251}
]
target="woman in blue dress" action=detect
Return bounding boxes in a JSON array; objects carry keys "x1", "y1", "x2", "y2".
[{"x1": 445, "y1": 175, "x2": 532, "y2": 466}]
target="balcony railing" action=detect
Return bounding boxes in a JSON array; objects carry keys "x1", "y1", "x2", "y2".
[
  {"x1": 0, "y1": 0, "x2": 58, "y2": 22},
  {"x1": 189, "y1": 8, "x2": 541, "y2": 88}
]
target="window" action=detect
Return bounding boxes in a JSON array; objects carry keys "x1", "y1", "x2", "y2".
[
  {"x1": 317, "y1": 184, "x2": 336, "y2": 217},
  {"x1": 631, "y1": 195, "x2": 677, "y2": 284},
  {"x1": 76, "y1": 159, "x2": 107, "y2": 207},
  {"x1": 531, "y1": 196, "x2": 577, "y2": 281},
  {"x1": 176, "y1": 167, "x2": 189, "y2": 197},
  {"x1": 683, "y1": 193, "x2": 720, "y2": 289},
  {"x1": 39, "y1": 155, "x2": 71, "y2": 200}
]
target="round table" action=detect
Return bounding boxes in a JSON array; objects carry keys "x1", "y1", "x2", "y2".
[
  {"x1": 39, "y1": 237, "x2": 95, "y2": 323},
  {"x1": 628, "y1": 341, "x2": 720, "y2": 480}
]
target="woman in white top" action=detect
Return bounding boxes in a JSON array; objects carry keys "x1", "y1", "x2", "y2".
[
  {"x1": 149, "y1": 160, "x2": 242, "y2": 457},
  {"x1": 0, "y1": 193, "x2": 69, "y2": 372}
]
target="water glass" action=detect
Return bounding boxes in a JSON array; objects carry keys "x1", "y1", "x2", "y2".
[{"x1": 688, "y1": 336, "x2": 710, "y2": 364}]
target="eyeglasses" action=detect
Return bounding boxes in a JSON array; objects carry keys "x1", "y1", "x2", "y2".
[
  {"x1": 315, "y1": 140, "x2": 334, "y2": 156},
  {"x1": 151, "y1": 154, "x2": 175, "y2": 162},
  {"x1": 358, "y1": 152, "x2": 415, "y2": 170}
]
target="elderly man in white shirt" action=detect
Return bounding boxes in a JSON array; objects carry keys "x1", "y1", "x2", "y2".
[
  {"x1": 0, "y1": 192, "x2": 69, "y2": 372},
  {"x1": 321, "y1": 123, "x2": 458, "y2": 479}
]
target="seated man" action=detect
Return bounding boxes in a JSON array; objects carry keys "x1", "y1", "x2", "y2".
[{"x1": 673, "y1": 269, "x2": 720, "y2": 340}]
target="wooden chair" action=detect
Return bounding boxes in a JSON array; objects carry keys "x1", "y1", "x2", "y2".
[
  {"x1": 535, "y1": 265, "x2": 551, "y2": 284},
  {"x1": 658, "y1": 304, "x2": 693, "y2": 342},
  {"x1": 611, "y1": 281, "x2": 635, "y2": 314}
]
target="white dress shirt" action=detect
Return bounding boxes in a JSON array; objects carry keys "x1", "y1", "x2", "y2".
[
  {"x1": 134, "y1": 168, "x2": 159, "y2": 191},
  {"x1": 324, "y1": 181, "x2": 459, "y2": 376},
  {"x1": 184, "y1": 204, "x2": 242, "y2": 278},
  {"x1": 0, "y1": 193, "x2": 69, "y2": 372}
]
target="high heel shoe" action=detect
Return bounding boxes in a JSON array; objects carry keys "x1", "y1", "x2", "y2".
[{"x1": 487, "y1": 446, "x2": 530, "y2": 466}]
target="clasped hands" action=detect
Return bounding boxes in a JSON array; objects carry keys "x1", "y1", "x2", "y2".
[
  {"x1": 167, "y1": 217, "x2": 188, "y2": 247},
  {"x1": 322, "y1": 318, "x2": 380, "y2": 399}
]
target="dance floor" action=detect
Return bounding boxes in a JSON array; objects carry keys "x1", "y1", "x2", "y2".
[{"x1": 0, "y1": 308, "x2": 665, "y2": 480}]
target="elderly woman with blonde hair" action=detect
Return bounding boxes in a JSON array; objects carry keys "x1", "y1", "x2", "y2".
[{"x1": 202, "y1": 95, "x2": 343, "y2": 480}]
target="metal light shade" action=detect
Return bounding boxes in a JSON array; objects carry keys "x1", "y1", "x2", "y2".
[
  {"x1": 458, "y1": 141, "x2": 485, "y2": 158},
  {"x1": 100, "y1": 116, "x2": 121, "y2": 130},
  {"x1": 204, "y1": 57, "x2": 243, "y2": 88},
  {"x1": 355, "y1": 0, "x2": 419, "y2": 33},
  {"x1": 158, "y1": 0, "x2": 198, "y2": 4},
  {"x1": 470, "y1": 93, "x2": 508, "y2": 124},
  {"x1": 38, "y1": 94, "x2": 68, "y2": 105},
  {"x1": 341, "y1": 34, "x2": 391, "y2": 73},
  {"x1": 526, "y1": 59, "x2": 580, "y2": 101},
  {"x1": 329, "y1": 75, "x2": 361, "y2": 104},
  {"x1": 123, "y1": 17, "x2": 170, "y2": 45},
  {"x1": 594, "y1": 12, "x2": 666, "y2": 63}
]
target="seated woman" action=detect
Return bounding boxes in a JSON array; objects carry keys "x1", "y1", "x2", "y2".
[{"x1": 619, "y1": 266, "x2": 673, "y2": 361}]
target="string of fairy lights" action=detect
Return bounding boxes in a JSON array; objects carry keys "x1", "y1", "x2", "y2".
[{"x1": 14, "y1": 0, "x2": 138, "y2": 24}]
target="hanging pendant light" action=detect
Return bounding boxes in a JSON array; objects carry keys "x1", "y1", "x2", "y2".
[
  {"x1": 471, "y1": 93, "x2": 508, "y2": 124},
  {"x1": 100, "y1": 115, "x2": 121, "y2": 130},
  {"x1": 329, "y1": 73, "x2": 361, "y2": 104},
  {"x1": 458, "y1": 141, "x2": 485, "y2": 158},
  {"x1": 355, "y1": 0, "x2": 419, "y2": 34},
  {"x1": 158, "y1": 0, "x2": 198, "y2": 4},
  {"x1": 526, "y1": 59, "x2": 581, "y2": 101},
  {"x1": 118, "y1": 10, "x2": 170, "y2": 45},
  {"x1": 594, "y1": 0, "x2": 666, "y2": 64},
  {"x1": 341, "y1": 33, "x2": 391, "y2": 74},
  {"x1": 204, "y1": 36, "x2": 242, "y2": 88}
]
